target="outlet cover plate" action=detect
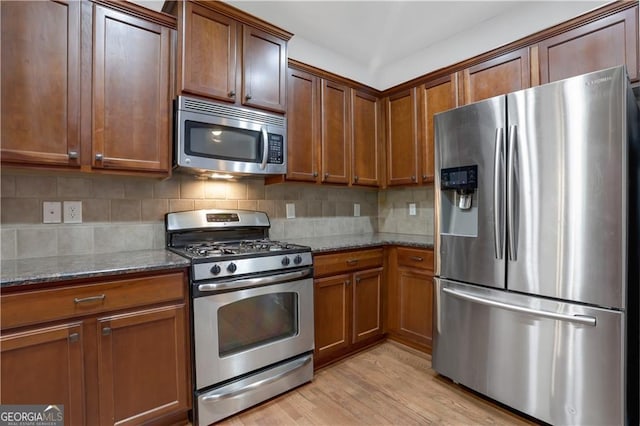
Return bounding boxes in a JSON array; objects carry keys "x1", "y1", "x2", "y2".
[
  {"x1": 63, "y1": 201, "x2": 83, "y2": 223},
  {"x1": 43, "y1": 201, "x2": 62, "y2": 223},
  {"x1": 353, "y1": 203, "x2": 360, "y2": 217},
  {"x1": 286, "y1": 203, "x2": 295, "y2": 219},
  {"x1": 409, "y1": 203, "x2": 417, "y2": 216}
]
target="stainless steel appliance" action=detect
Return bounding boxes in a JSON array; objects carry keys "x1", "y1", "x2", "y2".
[
  {"x1": 174, "y1": 96, "x2": 286, "y2": 177},
  {"x1": 166, "y1": 209, "x2": 313, "y2": 425},
  {"x1": 433, "y1": 66, "x2": 640, "y2": 425}
]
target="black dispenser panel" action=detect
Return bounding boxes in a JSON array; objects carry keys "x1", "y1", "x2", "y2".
[{"x1": 440, "y1": 165, "x2": 478, "y2": 191}]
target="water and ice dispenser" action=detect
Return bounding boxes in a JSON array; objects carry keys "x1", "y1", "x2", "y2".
[{"x1": 439, "y1": 165, "x2": 478, "y2": 236}]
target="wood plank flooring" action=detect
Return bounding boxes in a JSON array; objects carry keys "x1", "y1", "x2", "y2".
[{"x1": 218, "y1": 341, "x2": 537, "y2": 425}]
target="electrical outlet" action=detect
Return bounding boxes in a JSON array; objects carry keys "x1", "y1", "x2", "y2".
[
  {"x1": 286, "y1": 203, "x2": 295, "y2": 219},
  {"x1": 63, "y1": 201, "x2": 82, "y2": 223},
  {"x1": 353, "y1": 203, "x2": 360, "y2": 217},
  {"x1": 409, "y1": 203, "x2": 417, "y2": 216},
  {"x1": 43, "y1": 201, "x2": 62, "y2": 223}
]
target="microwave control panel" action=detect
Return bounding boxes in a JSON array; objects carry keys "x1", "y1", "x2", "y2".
[{"x1": 267, "y1": 134, "x2": 284, "y2": 164}]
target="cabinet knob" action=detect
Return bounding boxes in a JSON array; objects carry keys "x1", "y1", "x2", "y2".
[
  {"x1": 102, "y1": 327, "x2": 112, "y2": 336},
  {"x1": 95, "y1": 153, "x2": 104, "y2": 161},
  {"x1": 68, "y1": 333, "x2": 80, "y2": 343},
  {"x1": 411, "y1": 175, "x2": 416, "y2": 182},
  {"x1": 422, "y1": 175, "x2": 427, "y2": 181},
  {"x1": 68, "y1": 150, "x2": 79, "y2": 159},
  {"x1": 313, "y1": 172, "x2": 318, "y2": 178},
  {"x1": 324, "y1": 172, "x2": 329, "y2": 179},
  {"x1": 228, "y1": 90, "x2": 236, "y2": 98},
  {"x1": 354, "y1": 175, "x2": 359, "y2": 182},
  {"x1": 355, "y1": 277, "x2": 361, "y2": 284},
  {"x1": 245, "y1": 94, "x2": 252, "y2": 100},
  {"x1": 345, "y1": 280, "x2": 351, "y2": 285}
]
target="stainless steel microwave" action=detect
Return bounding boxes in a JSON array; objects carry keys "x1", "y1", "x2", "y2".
[{"x1": 174, "y1": 96, "x2": 286, "y2": 177}]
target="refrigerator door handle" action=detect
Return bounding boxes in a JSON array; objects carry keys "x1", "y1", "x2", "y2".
[
  {"x1": 507, "y1": 124, "x2": 518, "y2": 261},
  {"x1": 493, "y1": 128, "x2": 505, "y2": 260},
  {"x1": 442, "y1": 287, "x2": 596, "y2": 326}
]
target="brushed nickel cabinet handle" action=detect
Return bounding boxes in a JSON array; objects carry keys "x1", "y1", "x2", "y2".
[
  {"x1": 346, "y1": 259, "x2": 358, "y2": 265},
  {"x1": 245, "y1": 94, "x2": 252, "y2": 100},
  {"x1": 411, "y1": 175, "x2": 416, "y2": 182},
  {"x1": 422, "y1": 175, "x2": 427, "y2": 181},
  {"x1": 410, "y1": 256, "x2": 424, "y2": 262},
  {"x1": 313, "y1": 172, "x2": 318, "y2": 177},
  {"x1": 355, "y1": 277, "x2": 361, "y2": 284},
  {"x1": 74, "y1": 294, "x2": 105, "y2": 304},
  {"x1": 69, "y1": 333, "x2": 80, "y2": 343},
  {"x1": 68, "y1": 151, "x2": 78, "y2": 159},
  {"x1": 324, "y1": 172, "x2": 329, "y2": 179},
  {"x1": 345, "y1": 280, "x2": 351, "y2": 285},
  {"x1": 95, "y1": 153, "x2": 103, "y2": 161},
  {"x1": 102, "y1": 327, "x2": 112, "y2": 336},
  {"x1": 354, "y1": 175, "x2": 359, "y2": 182},
  {"x1": 228, "y1": 90, "x2": 236, "y2": 97}
]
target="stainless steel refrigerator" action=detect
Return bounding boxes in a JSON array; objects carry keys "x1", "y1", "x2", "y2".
[{"x1": 433, "y1": 66, "x2": 639, "y2": 425}]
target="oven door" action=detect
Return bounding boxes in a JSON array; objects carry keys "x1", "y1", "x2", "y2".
[{"x1": 193, "y1": 270, "x2": 314, "y2": 389}]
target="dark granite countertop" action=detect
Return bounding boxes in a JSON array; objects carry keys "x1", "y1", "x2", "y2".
[
  {"x1": 1, "y1": 234, "x2": 432, "y2": 289},
  {"x1": 286, "y1": 233, "x2": 434, "y2": 253},
  {"x1": 1, "y1": 250, "x2": 190, "y2": 288}
]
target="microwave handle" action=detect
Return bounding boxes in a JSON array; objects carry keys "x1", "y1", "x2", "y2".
[{"x1": 260, "y1": 126, "x2": 269, "y2": 170}]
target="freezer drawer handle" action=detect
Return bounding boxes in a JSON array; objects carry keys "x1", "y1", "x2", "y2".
[
  {"x1": 442, "y1": 287, "x2": 596, "y2": 326},
  {"x1": 201, "y1": 354, "x2": 312, "y2": 402},
  {"x1": 198, "y1": 269, "x2": 311, "y2": 292}
]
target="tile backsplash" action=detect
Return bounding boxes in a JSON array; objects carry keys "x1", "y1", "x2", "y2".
[{"x1": 1, "y1": 170, "x2": 433, "y2": 259}]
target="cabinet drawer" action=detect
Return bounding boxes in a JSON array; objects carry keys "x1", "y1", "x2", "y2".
[
  {"x1": 314, "y1": 248, "x2": 383, "y2": 277},
  {"x1": 397, "y1": 247, "x2": 434, "y2": 271},
  {"x1": 1, "y1": 272, "x2": 186, "y2": 330}
]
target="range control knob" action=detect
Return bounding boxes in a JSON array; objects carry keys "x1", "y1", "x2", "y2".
[
  {"x1": 210, "y1": 264, "x2": 221, "y2": 275},
  {"x1": 281, "y1": 256, "x2": 291, "y2": 266},
  {"x1": 293, "y1": 255, "x2": 303, "y2": 265},
  {"x1": 227, "y1": 263, "x2": 237, "y2": 273}
]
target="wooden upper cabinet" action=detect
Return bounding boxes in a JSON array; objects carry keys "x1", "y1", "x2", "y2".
[
  {"x1": 180, "y1": 2, "x2": 237, "y2": 102},
  {"x1": 321, "y1": 80, "x2": 351, "y2": 184},
  {"x1": 461, "y1": 47, "x2": 531, "y2": 105},
  {"x1": 93, "y1": 5, "x2": 171, "y2": 173},
  {"x1": 538, "y1": 4, "x2": 638, "y2": 83},
  {"x1": 351, "y1": 90, "x2": 380, "y2": 187},
  {"x1": 1, "y1": 0, "x2": 81, "y2": 167},
  {"x1": 242, "y1": 26, "x2": 287, "y2": 112},
  {"x1": 420, "y1": 75, "x2": 458, "y2": 184},
  {"x1": 178, "y1": 1, "x2": 289, "y2": 113},
  {"x1": 386, "y1": 89, "x2": 419, "y2": 186},
  {"x1": 286, "y1": 67, "x2": 320, "y2": 182}
]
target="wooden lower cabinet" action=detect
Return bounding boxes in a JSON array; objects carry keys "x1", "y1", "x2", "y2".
[
  {"x1": 0, "y1": 270, "x2": 191, "y2": 426},
  {"x1": 387, "y1": 247, "x2": 434, "y2": 353},
  {"x1": 313, "y1": 249, "x2": 384, "y2": 368}
]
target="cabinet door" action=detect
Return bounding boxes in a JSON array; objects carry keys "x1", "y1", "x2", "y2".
[
  {"x1": 321, "y1": 80, "x2": 351, "y2": 184},
  {"x1": 386, "y1": 89, "x2": 419, "y2": 186},
  {"x1": 352, "y1": 268, "x2": 383, "y2": 344},
  {"x1": 93, "y1": 5, "x2": 171, "y2": 173},
  {"x1": 538, "y1": 5, "x2": 638, "y2": 83},
  {"x1": 395, "y1": 268, "x2": 433, "y2": 350},
  {"x1": 420, "y1": 75, "x2": 458, "y2": 184},
  {"x1": 180, "y1": 2, "x2": 237, "y2": 102},
  {"x1": 1, "y1": 323, "x2": 85, "y2": 424},
  {"x1": 314, "y1": 274, "x2": 350, "y2": 361},
  {"x1": 462, "y1": 47, "x2": 530, "y2": 104},
  {"x1": 286, "y1": 67, "x2": 320, "y2": 182},
  {"x1": 242, "y1": 25, "x2": 287, "y2": 113},
  {"x1": 351, "y1": 90, "x2": 380, "y2": 187},
  {"x1": 0, "y1": 0, "x2": 81, "y2": 167},
  {"x1": 97, "y1": 304, "x2": 189, "y2": 426}
]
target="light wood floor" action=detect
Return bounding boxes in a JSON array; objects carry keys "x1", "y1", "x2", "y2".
[{"x1": 218, "y1": 341, "x2": 537, "y2": 425}]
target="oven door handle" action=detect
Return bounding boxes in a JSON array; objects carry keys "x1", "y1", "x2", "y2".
[
  {"x1": 197, "y1": 268, "x2": 312, "y2": 292},
  {"x1": 201, "y1": 354, "x2": 312, "y2": 402}
]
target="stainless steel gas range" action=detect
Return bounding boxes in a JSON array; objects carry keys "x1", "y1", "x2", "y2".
[{"x1": 165, "y1": 209, "x2": 314, "y2": 425}]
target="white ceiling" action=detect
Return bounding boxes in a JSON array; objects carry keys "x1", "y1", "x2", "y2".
[{"x1": 130, "y1": 1, "x2": 609, "y2": 89}]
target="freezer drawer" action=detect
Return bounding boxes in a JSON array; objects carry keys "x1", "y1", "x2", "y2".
[{"x1": 432, "y1": 279, "x2": 625, "y2": 426}]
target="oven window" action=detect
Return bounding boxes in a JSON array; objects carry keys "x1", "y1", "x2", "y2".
[
  {"x1": 185, "y1": 121, "x2": 260, "y2": 162},
  {"x1": 217, "y1": 292, "x2": 298, "y2": 357}
]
